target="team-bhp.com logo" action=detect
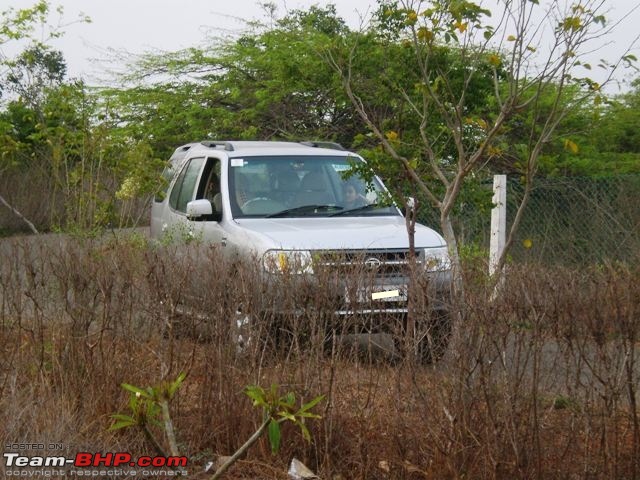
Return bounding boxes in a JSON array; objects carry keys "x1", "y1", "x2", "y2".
[{"x1": 4, "y1": 451, "x2": 188, "y2": 474}]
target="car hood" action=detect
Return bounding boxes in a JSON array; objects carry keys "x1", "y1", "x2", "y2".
[{"x1": 234, "y1": 216, "x2": 445, "y2": 250}]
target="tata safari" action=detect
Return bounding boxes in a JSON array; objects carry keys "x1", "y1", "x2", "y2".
[{"x1": 150, "y1": 140, "x2": 452, "y2": 360}]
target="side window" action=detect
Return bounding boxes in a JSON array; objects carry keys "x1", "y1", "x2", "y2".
[
  {"x1": 196, "y1": 157, "x2": 223, "y2": 216},
  {"x1": 169, "y1": 157, "x2": 205, "y2": 213},
  {"x1": 168, "y1": 162, "x2": 188, "y2": 210},
  {"x1": 196, "y1": 157, "x2": 222, "y2": 202},
  {"x1": 154, "y1": 164, "x2": 175, "y2": 203}
]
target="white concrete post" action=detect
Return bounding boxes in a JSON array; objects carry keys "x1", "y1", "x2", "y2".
[{"x1": 489, "y1": 174, "x2": 507, "y2": 277}]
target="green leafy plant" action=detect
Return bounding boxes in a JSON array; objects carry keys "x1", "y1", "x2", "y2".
[
  {"x1": 245, "y1": 384, "x2": 324, "y2": 453},
  {"x1": 110, "y1": 375, "x2": 324, "y2": 480},
  {"x1": 211, "y1": 385, "x2": 324, "y2": 480},
  {"x1": 110, "y1": 372, "x2": 186, "y2": 459}
]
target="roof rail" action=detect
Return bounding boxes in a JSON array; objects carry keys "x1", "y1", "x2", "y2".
[
  {"x1": 299, "y1": 141, "x2": 345, "y2": 151},
  {"x1": 200, "y1": 140, "x2": 235, "y2": 151}
]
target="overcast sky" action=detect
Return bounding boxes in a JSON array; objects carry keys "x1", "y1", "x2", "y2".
[{"x1": 3, "y1": 0, "x2": 640, "y2": 92}]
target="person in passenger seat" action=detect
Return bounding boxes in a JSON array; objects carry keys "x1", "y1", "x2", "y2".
[{"x1": 342, "y1": 182, "x2": 367, "y2": 209}]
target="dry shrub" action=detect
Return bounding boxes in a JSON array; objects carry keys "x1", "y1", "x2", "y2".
[{"x1": 1, "y1": 235, "x2": 639, "y2": 479}]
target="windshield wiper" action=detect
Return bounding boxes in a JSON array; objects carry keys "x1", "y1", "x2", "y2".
[
  {"x1": 265, "y1": 204, "x2": 343, "y2": 218},
  {"x1": 329, "y1": 203, "x2": 381, "y2": 216}
]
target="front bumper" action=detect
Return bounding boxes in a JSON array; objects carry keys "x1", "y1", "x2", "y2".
[{"x1": 261, "y1": 268, "x2": 452, "y2": 320}]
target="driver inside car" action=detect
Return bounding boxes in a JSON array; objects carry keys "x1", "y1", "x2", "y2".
[{"x1": 234, "y1": 173, "x2": 284, "y2": 214}]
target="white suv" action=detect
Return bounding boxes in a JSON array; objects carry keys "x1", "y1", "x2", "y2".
[{"x1": 151, "y1": 140, "x2": 451, "y2": 359}]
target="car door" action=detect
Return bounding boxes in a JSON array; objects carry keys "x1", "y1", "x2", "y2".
[
  {"x1": 163, "y1": 156, "x2": 206, "y2": 242},
  {"x1": 150, "y1": 163, "x2": 177, "y2": 238},
  {"x1": 192, "y1": 157, "x2": 226, "y2": 246}
]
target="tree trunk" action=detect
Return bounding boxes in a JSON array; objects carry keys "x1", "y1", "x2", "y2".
[
  {"x1": 440, "y1": 213, "x2": 462, "y2": 300},
  {"x1": 439, "y1": 212, "x2": 465, "y2": 367}
]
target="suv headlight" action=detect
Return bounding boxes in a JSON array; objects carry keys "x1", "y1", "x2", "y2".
[
  {"x1": 263, "y1": 250, "x2": 313, "y2": 274},
  {"x1": 423, "y1": 247, "x2": 451, "y2": 272}
]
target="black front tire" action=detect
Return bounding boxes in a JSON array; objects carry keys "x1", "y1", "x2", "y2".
[{"x1": 395, "y1": 310, "x2": 452, "y2": 364}]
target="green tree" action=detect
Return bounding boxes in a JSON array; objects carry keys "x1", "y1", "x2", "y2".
[
  {"x1": 4, "y1": 43, "x2": 67, "y2": 113},
  {"x1": 0, "y1": 2, "x2": 165, "y2": 233},
  {"x1": 579, "y1": 79, "x2": 640, "y2": 174},
  {"x1": 532, "y1": 79, "x2": 640, "y2": 177},
  {"x1": 322, "y1": 0, "x2": 636, "y2": 365},
  {"x1": 105, "y1": 5, "x2": 365, "y2": 158},
  {"x1": 327, "y1": 0, "x2": 632, "y2": 287},
  {"x1": 0, "y1": 0, "x2": 56, "y2": 233}
]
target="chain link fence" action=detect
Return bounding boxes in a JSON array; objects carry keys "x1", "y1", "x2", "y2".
[
  {"x1": 419, "y1": 174, "x2": 640, "y2": 266},
  {"x1": 507, "y1": 175, "x2": 640, "y2": 265},
  {"x1": 3, "y1": 167, "x2": 638, "y2": 266}
]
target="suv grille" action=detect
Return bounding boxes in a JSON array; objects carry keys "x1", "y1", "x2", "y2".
[{"x1": 313, "y1": 249, "x2": 421, "y2": 279}]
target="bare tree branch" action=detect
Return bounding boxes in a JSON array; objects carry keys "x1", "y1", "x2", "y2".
[{"x1": 0, "y1": 194, "x2": 39, "y2": 234}]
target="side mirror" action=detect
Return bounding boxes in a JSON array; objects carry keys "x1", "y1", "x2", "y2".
[{"x1": 186, "y1": 199, "x2": 213, "y2": 219}]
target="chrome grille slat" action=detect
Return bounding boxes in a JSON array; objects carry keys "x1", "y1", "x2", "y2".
[{"x1": 313, "y1": 249, "x2": 421, "y2": 278}]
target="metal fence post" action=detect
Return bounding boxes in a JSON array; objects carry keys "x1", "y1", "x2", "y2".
[{"x1": 489, "y1": 174, "x2": 507, "y2": 276}]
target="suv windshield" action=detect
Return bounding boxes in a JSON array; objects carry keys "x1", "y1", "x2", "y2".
[{"x1": 229, "y1": 155, "x2": 398, "y2": 218}]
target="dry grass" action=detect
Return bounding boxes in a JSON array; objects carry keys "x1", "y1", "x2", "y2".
[{"x1": 1, "y1": 234, "x2": 639, "y2": 479}]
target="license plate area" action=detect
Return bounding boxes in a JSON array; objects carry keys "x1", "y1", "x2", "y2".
[{"x1": 345, "y1": 285, "x2": 408, "y2": 304}]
